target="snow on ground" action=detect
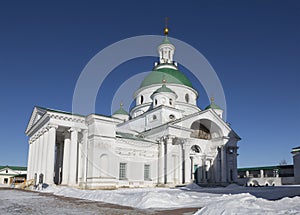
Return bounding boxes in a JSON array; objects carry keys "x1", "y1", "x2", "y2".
[{"x1": 39, "y1": 184, "x2": 300, "y2": 214}]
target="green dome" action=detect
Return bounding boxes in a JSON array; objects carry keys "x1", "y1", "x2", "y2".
[
  {"x1": 140, "y1": 68, "x2": 192, "y2": 88},
  {"x1": 205, "y1": 102, "x2": 222, "y2": 110},
  {"x1": 113, "y1": 108, "x2": 129, "y2": 116}
]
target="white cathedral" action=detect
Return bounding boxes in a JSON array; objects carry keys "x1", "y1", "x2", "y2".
[{"x1": 25, "y1": 28, "x2": 240, "y2": 189}]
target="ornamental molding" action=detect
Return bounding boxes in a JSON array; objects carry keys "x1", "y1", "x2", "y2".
[{"x1": 49, "y1": 113, "x2": 85, "y2": 123}]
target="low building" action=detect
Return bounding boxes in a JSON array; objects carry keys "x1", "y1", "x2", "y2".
[
  {"x1": 0, "y1": 166, "x2": 27, "y2": 185},
  {"x1": 237, "y1": 165, "x2": 294, "y2": 186},
  {"x1": 292, "y1": 146, "x2": 300, "y2": 184}
]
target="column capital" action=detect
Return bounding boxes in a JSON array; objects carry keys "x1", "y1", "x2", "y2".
[
  {"x1": 63, "y1": 130, "x2": 71, "y2": 138},
  {"x1": 47, "y1": 124, "x2": 58, "y2": 130},
  {"x1": 69, "y1": 127, "x2": 81, "y2": 133}
]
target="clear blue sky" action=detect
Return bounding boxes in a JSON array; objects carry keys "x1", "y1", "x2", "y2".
[{"x1": 0, "y1": 1, "x2": 299, "y2": 167}]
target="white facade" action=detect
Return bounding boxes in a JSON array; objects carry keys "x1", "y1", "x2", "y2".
[{"x1": 25, "y1": 34, "x2": 240, "y2": 189}]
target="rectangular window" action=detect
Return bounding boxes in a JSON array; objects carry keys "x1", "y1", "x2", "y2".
[
  {"x1": 119, "y1": 163, "x2": 127, "y2": 180},
  {"x1": 144, "y1": 164, "x2": 150, "y2": 180}
]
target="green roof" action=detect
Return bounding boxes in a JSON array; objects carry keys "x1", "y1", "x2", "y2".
[
  {"x1": 162, "y1": 36, "x2": 171, "y2": 44},
  {"x1": 238, "y1": 165, "x2": 293, "y2": 172},
  {"x1": 113, "y1": 107, "x2": 129, "y2": 116},
  {"x1": 0, "y1": 166, "x2": 27, "y2": 171},
  {"x1": 205, "y1": 102, "x2": 222, "y2": 110},
  {"x1": 153, "y1": 84, "x2": 175, "y2": 94},
  {"x1": 140, "y1": 68, "x2": 192, "y2": 88}
]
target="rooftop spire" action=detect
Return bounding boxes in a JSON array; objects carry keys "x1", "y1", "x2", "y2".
[
  {"x1": 210, "y1": 96, "x2": 215, "y2": 104},
  {"x1": 164, "y1": 17, "x2": 169, "y2": 35}
]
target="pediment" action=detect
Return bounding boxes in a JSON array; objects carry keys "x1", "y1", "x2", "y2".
[
  {"x1": 25, "y1": 106, "x2": 47, "y2": 134},
  {"x1": 0, "y1": 167, "x2": 19, "y2": 175}
]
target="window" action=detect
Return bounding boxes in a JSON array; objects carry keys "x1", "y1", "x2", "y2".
[
  {"x1": 144, "y1": 164, "x2": 150, "y2": 180},
  {"x1": 155, "y1": 99, "x2": 157, "y2": 106},
  {"x1": 140, "y1": 95, "x2": 144, "y2": 104},
  {"x1": 185, "y1": 94, "x2": 189, "y2": 103},
  {"x1": 5, "y1": 169, "x2": 8, "y2": 173},
  {"x1": 152, "y1": 115, "x2": 157, "y2": 120},
  {"x1": 119, "y1": 163, "x2": 127, "y2": 180},
  {"x1": 169, "y1": 98, "x2": 173, "y2": 105}
]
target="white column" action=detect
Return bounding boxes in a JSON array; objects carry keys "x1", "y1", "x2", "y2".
[
  {"x1": 77, "y1": 135, "x2": 82, "y2": 183},
  {"x1": 42, "y1": 131, "x2": 49, "y2": 177},
  {"x1": 45, "y1": 125, "x2": 57, "y2": 184},
  {"x1": 184, "y1": 145, "x2": 191, "y2": 183},
  {"x1": 221, "y1": 146, "x2": 227, "y2": 183},
  {"x1": 260, "y1": 169, "x2": 264, "y2": 178},
  {"x1": 233, "y1": 147, "x2": 238, "y2": 182},
  {"x1": 158, "y1": 140, "x2": 165, "y2": 184},
  {"x1": 166, "y1": 136, "x2": 174, "y2": 184},
  {"x1": 83, "y1": 130, "x2": 88, "y2": 187},
  {"x1": 178, "y1": 143, "x2": 183, "y2": 184},
  {"x1": 38, "y1": 134, "x2": 45, "y2": 176},
  {"x1": 33, "y1": 141, "x2": 37, "y2": 179},
  {"x1": 27, "y1": 140, "x2": 33, "y2": 180},
  {"x1": 32, "y1": 138, "x2": 39, "y2": 185},
  {"x1": 78, "y1": 130, "x2": 87, "y2": 185},
  {"x1": 69, "y1": 128, "x2": 80, "y2": 186},
  {"x1": 62, "y1": 131, "x2": 71, "y2": 185}
]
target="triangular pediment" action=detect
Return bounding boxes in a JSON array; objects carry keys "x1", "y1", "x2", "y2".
[
  {"x1": 0, "y1": 167, "x2": 19, "y2": 175},
  {"x1": 25, "y1": 106, "x2": 47, "y2": 134}
]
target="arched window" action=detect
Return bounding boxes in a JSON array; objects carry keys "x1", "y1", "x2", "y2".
[
  {"x1": 169, "y1": 98, "x2": 173, "y2": 105},
  {"x1": 191, "y1": 145, "x2": 201, "y2": 153},
  {"x1": 155, "y1": 99, "x2": 157, "y2": 106},
  {"x1": 140, "y1": 95, "x2": 144, "y2": 104},
  {"x1": 185, "y1": 94, "x2": 189, "y2": 103}
]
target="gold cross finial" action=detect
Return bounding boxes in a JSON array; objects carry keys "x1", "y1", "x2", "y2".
[
  {"x1": 164, "y1": 17, "x2": 169, "y2": 35},
  {"x1": 120, "y1": 101, "x2": 123, "y2": 109},
  {"x1": 210, "y1": 96, "x2": 215, "y2": 104}
]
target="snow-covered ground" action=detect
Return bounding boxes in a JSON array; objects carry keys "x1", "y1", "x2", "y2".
[{"x1": 39, "y1": 184, "x2": 300, "y2": 214}]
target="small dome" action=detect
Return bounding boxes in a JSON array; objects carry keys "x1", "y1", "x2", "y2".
[
  {"x1": 154, "y1": 84, "x2": 175, "y2": 94},
  {"x1": 205, "y1": 98, "x2": 222, "y2": 110},
  {"x1": 205, "y1": 103, "x2": 222, "y2": 110},
  {"x1": 140, "y1": 68, "x2": 192, "y2": 88},
  {"x1": 113, "y1": 107, "x2": 129, "y2": 116},
  {"x1": 150, "y1": 83, "x2": 177, "y2": 100}
]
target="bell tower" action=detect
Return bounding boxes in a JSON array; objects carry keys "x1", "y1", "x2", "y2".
[{"x1": 158, "y1": 18, "x2": 175, "y2": 64}]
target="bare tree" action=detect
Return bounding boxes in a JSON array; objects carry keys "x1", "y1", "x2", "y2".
[{"x1": 279, "y1": 159, "x2": 287, "y2": 166}]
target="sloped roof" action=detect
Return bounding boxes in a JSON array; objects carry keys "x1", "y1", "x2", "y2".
[{"x1": 0, "y1": 165, "x2": 27, "y2": 171}]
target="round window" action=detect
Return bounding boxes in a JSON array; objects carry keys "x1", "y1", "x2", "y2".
[{"x1": 169, "y1": 114, "x2": 175, "y2": 120}]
